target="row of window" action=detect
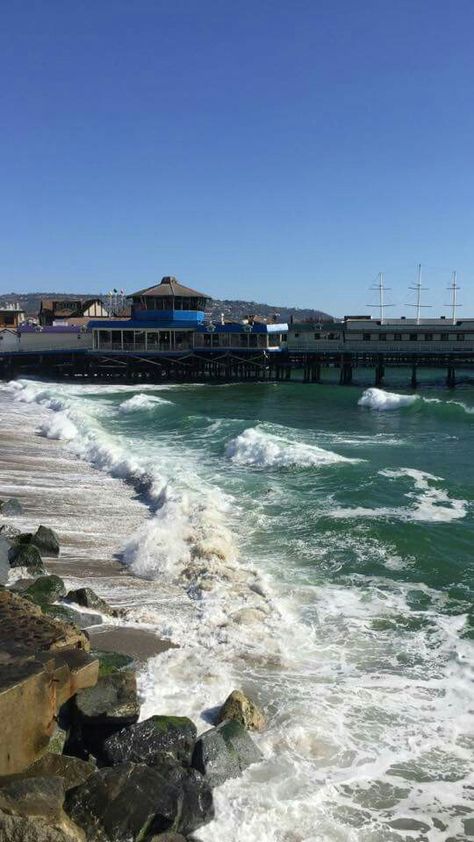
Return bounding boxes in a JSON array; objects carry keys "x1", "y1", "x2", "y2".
[
  {"x1": 293, "y1": 332, "x2": 469, "y2": 342},
  {"x1": 94, "y1": 329, "x2": 278, "y2": 350}
]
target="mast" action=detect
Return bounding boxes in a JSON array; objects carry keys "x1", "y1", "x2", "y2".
[
  {"x1": 447, "y1": 271, "x2": 461, "y2": 324},
  {"x1": 367, "y1": 272, "x2": 393, "y2": 324},
  {"x1": 406, "y1": 263, "x2": 431, "y2": 324}
]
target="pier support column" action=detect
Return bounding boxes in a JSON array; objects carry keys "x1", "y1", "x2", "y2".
[
  {"x1": 411, "y1": 364, "x2": 417, "y2": 389},
  {"x1": 447, "y1": 365, "x2": 456, "y2": 388},
  {"x1": 375, "y1": 357, "x2": 384, "y2": 387}
]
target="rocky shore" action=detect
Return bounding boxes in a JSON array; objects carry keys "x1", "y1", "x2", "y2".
[{"x1": 0, "y1": 497, "x2": 265, "y2": 842}]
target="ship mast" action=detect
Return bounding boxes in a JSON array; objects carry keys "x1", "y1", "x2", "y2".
[
  {"x1": 406, "y1": 263, "x2": 431, "y2": 324},
  {"x1": 368, "y1": 272, "x2": 393, "y2": 324},
  {"x1": 446, "y1": 271, "x2": 461, "y2": 325}
]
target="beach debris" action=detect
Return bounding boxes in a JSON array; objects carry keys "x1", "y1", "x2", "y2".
[
  {"x1": 64, "y1": 762, "x2": 214, "y2": 839},
  {"x1": 101, "y1": 715, "x2": 197, "y2": 769},
  {"x1": 191, "y1": 719, "x2": 263, "y2": 787},
  {"x1": 217, "y1": 689, "x2": 266, "y2": 731},
  {"x1": 65, "y1": 587, "x2": 118, "y2": 618},
  {"x1": 0, "y1": 498, "x2": 23, "y2": 516}
]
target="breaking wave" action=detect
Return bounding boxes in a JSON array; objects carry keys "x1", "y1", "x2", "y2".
[
  {"x1": 225, "y1": 426, "x2": 360, "y2": 469},
  {"x1": 118, "y1": 393, "x2": 173, "y2": 413},
  {"x1": 359, "y1": 386, "x2": 474, "y2": 416}
]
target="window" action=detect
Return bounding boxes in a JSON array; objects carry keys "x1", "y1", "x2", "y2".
[
  {"x1": 363, "y1": 333, "x2": 371, "y2": 341},
  {"x1": 394, "y1": 333, "x2": 402, "y2": 341},
  {"x1": 379, "y1": 333, "x2": 387, "y2": 341},
  {"x1": 313, "y1": 333, "x2": 320, "y2": 340},
  {"x1": 294, "y1": 332, "x2": 300, "y2": 338},
  {"x1": 4, "y1": 314, "x2": 14, "y2": 325},
  {"x1": 457, "y1": 333, "x2": 465, "y2": 341},
  {"x1": 410, "y1": 334, "x2": 417, "y2": 341},
  {"x1": 147, "y1": 331, "x2": 159, "y2": 347},
  {"x1": 440, "y1": 334, "x2": 448, "y2": 341},
  {"x1": 424, "y1": 333, "x2": 433, "y2": 341}
]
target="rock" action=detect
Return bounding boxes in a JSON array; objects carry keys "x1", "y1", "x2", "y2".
[
  {"x1": 92, "y1": 650, "x2": 134, "y2": 678},
  {"x1": 32, "y1": 527, "x2": 60, "y2": 558},
  {"x1": 26, "y1": 755, "x2": 96, "y2": 792},
  {"x1": 65, "y1": 762, "x2": 213, "y2": 840},
  {"x1": 48, "y1": 725, "x2": 68, "y2": 756},
  {"x1": 192, "y1": 719, "x2": 263, "y2": 787},
  {"x1": 217, "y1": 689, "x2": 266, "y2": 731},
  {"x1": 65, "y1": 588, "x2": 117, "y2": 618},
  {"x1": 0, "y1": 539, "x2": 9, "y2": 585},
  {"x1": 0, "y1": 776, "x2": 65, "y2": 822},
  {"x1": 147, "y1": 835, "x2": 187, "y2": 842},
  {"x1": 0, "y1": 810, "x2": 83, "y2": 842},
  {"x1": 8, "y1": 544, "x2": 44, "y2": 573},
  {"x1": 101, "y1": 715, "x2": 197, "y2": 768},
  {"x1": 23, "y1": 576, "x2": 66, "y2": 606},
  {"x1": 0, "y1": 499, "x2": 22, "y2": 516},
  {"x1": 65, "y1": 672, "x2": 139, "y2": 761},
  {"x1": 42, "y1": 604, "x2": 93, "y2": 628},
  {"x1": 0, "y1": 524, "x2": 21, "y2": 541}
]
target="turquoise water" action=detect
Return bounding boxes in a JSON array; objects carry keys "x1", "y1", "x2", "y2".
[{"x1": 4, "y1": 377, "x2": 474, "y2": 841}]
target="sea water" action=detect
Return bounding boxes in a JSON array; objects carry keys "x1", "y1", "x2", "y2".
[{"x1": 1, "y1": 375, "x2": 473, "y2": 842}]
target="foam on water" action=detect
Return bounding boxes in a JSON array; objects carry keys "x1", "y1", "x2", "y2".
[
  {"x1": 358, "y1": 388, "x2": 419, "y2": 411},
  {"x1": 118, "y1": 393, "x2": 173, "y2": 413},
  {"x1": 4, "y1": 378, "x2": 474, "y2": 842},
  {"x1": 226, "y1": 426, "x2": 360, "y2": 469}
]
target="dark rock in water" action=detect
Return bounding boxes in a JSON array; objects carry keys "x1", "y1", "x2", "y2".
[
  {"x1": 0, "y1": 811, "x2": 78, "y2": 841},
  {"x1": 8, "y1": 544, "x2": 44, "y2": 573},
  {"x1": 66, "y1": 587, "x2": 117, "y2": 617},
  {"x1": 101, "y1": 715, "x2": 197, "y2": 768},
  {"x1": 31, "y1": 526, "x2": 60, "y2": 558},
  {"x1": 218, "y1": 689, "x2": 266, "y2": 731},
  {"x1": 11, "y1": 532, "x2": 34, "y2": 546},
  {"x1": 0, "y1": 523, "x2": 21, "y2": 541},
  {"x1": 65, "y1": 672, "x2": 139, "y2": 761},
  {"x1": 0, "y1": 776, "x2": 65, "y2": 822},
  {"x1": 25, "y1": 755, "x2": 96, "y2": 792},
  {"x1": 42, "y1": 603, "x2": 90, "y2": 627},
  {"x1": 65, "y1": 762, "x2": 214, "y2": 840},
  {"x1": 23, "y1": 575, "x2": 66, "y2": 605},
  {"x1": 0, "y1": 498, "x2": 23, "y2": 516},
  {"x1": 192, "y1": 719, "x2": 263, "y2": 787},
  {"x1": 92, "y1": 649, "x2": 135, "y2": 678}
]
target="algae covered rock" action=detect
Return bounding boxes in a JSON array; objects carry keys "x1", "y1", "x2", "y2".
[
  {"x1": 32, "y1": 527, "x2": 60, "y2": 558},
  {"x1": 64, "y1": 762, "x2": 213, "y2": 840},
  {"x1": 192, "y1": 719, "x2": 263, "y2": 787},
  {"x1": 23, "y1": 576, "x2": 66, "y2": 606},
  {"x1": 65, "y1": 588, "x2": 117, "y2": 617},
  {"x1": 217, "y1": 689, "x2": 265, "y2": 731},
  {"x1": 101, "y1": 715, "x2": 197, "y2": 768},
  {"x1": 92, "y1": 650, "x2": 134, "y2": 678},
  {"x1": 8, "y1": 544, "x2": 45, "y2": 573}
]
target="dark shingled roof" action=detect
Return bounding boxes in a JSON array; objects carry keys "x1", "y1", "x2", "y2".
[{"x1": 131, "y1": 276, "x2": 209, "y2": 299}]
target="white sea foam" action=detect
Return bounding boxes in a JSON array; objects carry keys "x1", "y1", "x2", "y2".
[
  {"x1": 39, "y1": 412, "x2": 79, "y2": 440},
  {"x1": 331, "y1": 467, "x2": 467, "y2": 523},
  {"x1": 226, "y1": 426, "x2": 359, "y2": 468},
  {"x1": 118, "y1": 393, "x2": 173, "y2": 413},
  {"x1": 358, "y1": 387, "x2": 419, "y2": 411}
]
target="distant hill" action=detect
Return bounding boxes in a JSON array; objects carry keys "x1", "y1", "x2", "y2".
[{"x1": 0, "y1": 292, "x2": 332, "y2": 323}]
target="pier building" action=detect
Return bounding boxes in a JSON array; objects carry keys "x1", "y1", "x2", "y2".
[{"x1": 0, "y1": 303, "x2": 25, "y2": 329}]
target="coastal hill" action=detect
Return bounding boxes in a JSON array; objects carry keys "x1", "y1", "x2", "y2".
[{"x1": 0, "y1": 292, "x2": 332, "y2": 323}]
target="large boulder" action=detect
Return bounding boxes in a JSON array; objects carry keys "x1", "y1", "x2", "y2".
[
  {"x1": 65, "y1": 672, "x2": 139, "y2": 761},
  {"x1": 0, "y1": 776, "x2": 65, "y2": 823},
  {"x1": 8, "y1": 543, "x2": 44, "y2": 573},
  {"x1": 32, "y1": 527, "x2": 60, "y2": 558},
  {"x1": 101, "y1": 715, "x2": 197, "y2": 769},
  {"x1": 65, "y1": 588, "x2": 117, "y2": 618},
  {"x1": 217, "y1": 689, "x2": 266, "y2": 731},
  {"x1": 25, "y1": 755, "x2": 96, "y2": 792},
  {"x1": 192, "y1": 719, "x2": 263, "y2": 787},
  {"x1": 23, "y1": 576, "x2": 66, "y2": 606},
  {"x1": 0, "y1": 498, "x2": 23, "y2": 516},
  {"x1": 92, "y1": 650, "x2": 134, "y2": 678},
  {"x1": 0, "y1": 811, "x2": 83, "y2": 842},
  {"x1": 65, "y1": 762, "x2": 214, "y2": 840},
  {"x1": 0, "y1": 524, "x2": 21, "y2": 541}
]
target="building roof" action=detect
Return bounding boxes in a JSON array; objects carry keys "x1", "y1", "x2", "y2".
[{"x1": 131, "y1": 276, "x2": 209, "y2": 299}]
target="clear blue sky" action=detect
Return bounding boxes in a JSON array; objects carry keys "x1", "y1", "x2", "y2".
[{"x1": 1, "y1": 0, "x2": 474, "y2": 317}]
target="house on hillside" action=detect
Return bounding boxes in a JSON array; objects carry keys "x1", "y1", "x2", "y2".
[
  {"x1": 0, "y1": 303, "x2": 25, "y2": 328},
  {"x1": 39, "y1": 298, "x2": 109, "y2": 326}
]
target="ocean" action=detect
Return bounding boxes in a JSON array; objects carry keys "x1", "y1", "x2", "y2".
[{"x1": 1, "y1": 374, "x2": 473, "y2": 842}]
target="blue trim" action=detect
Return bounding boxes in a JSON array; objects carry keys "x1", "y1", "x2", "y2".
[{"x1": 133, "y1": 309, "x2": 205, "y2": 324}]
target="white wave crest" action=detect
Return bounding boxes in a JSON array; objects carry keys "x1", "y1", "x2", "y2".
[
  {"x1": 226, "y1": 427, "x2": 359, "y2": 469},
  {"x1": 39, "y1": 412, "x2": 79, "y2": 440},
  {"x1": 358, "y1": 387, "x2": 419, "y2": 411},
  {"x1": 118, "y1": 393, "x2": 173, "y2": 413}
]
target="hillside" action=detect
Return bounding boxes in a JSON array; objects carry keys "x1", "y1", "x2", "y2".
[{"x1": 0, "y1": 292, "x2": 332, "y2": 323}]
